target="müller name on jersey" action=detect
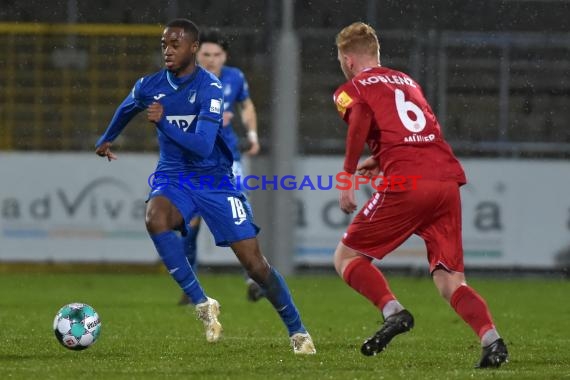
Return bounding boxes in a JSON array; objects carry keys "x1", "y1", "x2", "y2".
[{"x1": 404, "y1": 133, "x2": 436, "y2": 143}]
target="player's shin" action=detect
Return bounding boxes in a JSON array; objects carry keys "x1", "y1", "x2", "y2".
[
  {"x1": 183, "y1": 223, "x2": 200, "y2": 272},
  {"x1": 450, "y1": 285, "x2": 499, "y2": 346},
  {"x1": 150, "y1": 231, "x2": 207, "y2": 304},
  {"x1": 343, "y1": 256, "x2": 400, "y2": 317},
  {"x1": 258, "y1": 267, "x2": 306, "y2": 336}
]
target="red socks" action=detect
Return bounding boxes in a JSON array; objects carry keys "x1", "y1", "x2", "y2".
[
  {"x1": 450, "y1": 285, "x2": 495, "y2": 338},
  {"x1": 342, "y1": 257, "x2": 396, "y2": 310},
  {"x1": 342, "y1": 261, "x2": 496, "y2": 341}
]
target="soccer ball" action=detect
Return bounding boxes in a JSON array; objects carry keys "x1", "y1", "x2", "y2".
[{"x1": 53, "y1": 303, "x2": 101, "y2": 350}]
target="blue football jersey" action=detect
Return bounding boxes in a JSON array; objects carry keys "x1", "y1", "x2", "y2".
[
  {"x1": 96, "y1": 67, "x2": 233, "y2": 180},
  {"x1": 218, "y1": 66, "x2": 250, "y2": 162}
]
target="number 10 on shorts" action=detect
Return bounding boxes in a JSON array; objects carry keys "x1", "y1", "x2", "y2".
[{"x1": 227, "y1": 196, "x2": 247, "y2": 223}]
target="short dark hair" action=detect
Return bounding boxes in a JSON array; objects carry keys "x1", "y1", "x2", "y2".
[
  {"x1": 165, "y1": 18, "x2": 199, "y2": 42},
  {"x1": 199, "y1": 28, "x2": 229, "y2": 51}
]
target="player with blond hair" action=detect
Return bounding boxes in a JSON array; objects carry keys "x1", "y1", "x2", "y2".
[{"x1": 332, "y1": 22, "x2": 508, "y2": 368}]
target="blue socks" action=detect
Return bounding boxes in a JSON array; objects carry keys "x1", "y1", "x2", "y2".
[
  {"x1": 261, "y1": 267, "x2": 306, "y2": 336},
  {"x1": 183, "y1": 223, "x2": 200, "y2": 273},
  {"x1": 150, "y1": 231, "x2": 207, "y2": 305},
  {"x1": 153, "y1": 231, "x2": 306, "y2": 335}
]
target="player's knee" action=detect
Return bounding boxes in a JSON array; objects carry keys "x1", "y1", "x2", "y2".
[
  {"x1": 145, "y1": 210, "x2": 170, "y2": 235},
  {"x1": 432, "y1": 270, "x2": 464, "y2": 302},
  {"x1": 435, "y1": 283, "x2": 455, "y2": 301},
  {"x1": 333, "y1": 253, "x2": 344, "y2": 276},
  {"x1": 333, "y1": 243, "x2": 355, "y2": 277}
]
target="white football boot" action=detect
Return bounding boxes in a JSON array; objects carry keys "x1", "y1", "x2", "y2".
[
  {"x1": 290, "y1": 332, "x2": 316, "y2": 355},
  {"x1": 195, "y1": 297, "x2": 223, "y2": 343}
]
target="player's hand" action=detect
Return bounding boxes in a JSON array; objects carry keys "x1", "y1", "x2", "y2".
[
  {"x1": 95, "y1": 142, "x2": 117, "y2": 162},
  {"x1": 222, "y1": 111, "x2": 234, "y2": 127},
  {"x1": 245, "y1": 141, "x2": 260, "y2": 156},
  {"x1": 245, "y1": 131, "x2": 260, "y2": 156},
  {"x1": 339, "y1": 186, "x2": 357, "y2": 214},
  {"x1": 357, "y1": 156, "x2": 380, "y2": 178},
  {"x1": 147, "y1": 102, "x2": 164, "y2": 123}
]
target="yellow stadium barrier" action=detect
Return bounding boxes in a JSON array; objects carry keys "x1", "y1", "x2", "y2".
[{"x1": 0, "y1": 23, "x2": 164, "y2": 151}]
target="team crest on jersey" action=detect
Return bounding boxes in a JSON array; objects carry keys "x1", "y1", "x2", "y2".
[
  {"x1": 335, "y1": 91, "x2": 353, "y2": 115},
  {"x1": 188, "y1": 90, "x2": 197, "y2": 104}
]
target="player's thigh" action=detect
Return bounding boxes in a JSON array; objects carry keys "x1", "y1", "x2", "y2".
[
  {"x1": 432, "y1": 269, "x2": 466, "y2": 301},
  {"x1": 145, "y1": 195, "x2": 185, "y2": 232},
  {"x1": 193, "y1": 190, "x2": 260, "y2": 247},
  {"x1": 418, "y1": 181, "x2": 464, "y2": 273},
  {"x1": 343, "y1": 190, "x2": 426, "y2": 260},
  {"x1": 146, "y1": 186, "x2": 198, "y2": 234}
]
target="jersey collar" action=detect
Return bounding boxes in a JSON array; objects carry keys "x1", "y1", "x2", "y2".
[{"x1": 166, "y1": 67, "x2": 201, "y2": 90}]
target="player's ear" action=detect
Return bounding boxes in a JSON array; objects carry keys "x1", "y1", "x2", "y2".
[{"x1": 190, "y1": 41, "x2": 199, "y2": 54}]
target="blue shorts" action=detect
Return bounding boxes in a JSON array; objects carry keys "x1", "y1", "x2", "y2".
[
  {"x1": 147, "y1": 183, "x2": 260, "y2": 247},
  {"x1": 187, "y1": 161, "x2": 248, "y2": 221}
]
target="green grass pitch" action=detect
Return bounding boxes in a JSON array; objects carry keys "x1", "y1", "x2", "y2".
[{"x1": 0, "y1": 272, "x2": 569, "y2": 379}]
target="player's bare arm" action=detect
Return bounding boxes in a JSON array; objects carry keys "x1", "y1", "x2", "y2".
[
  {"x1": 222, "y1": 111, "x2": 234, "y2": 127},
  {"x1": 239, "y1": 98, "x2": 260, "y2": 155}
]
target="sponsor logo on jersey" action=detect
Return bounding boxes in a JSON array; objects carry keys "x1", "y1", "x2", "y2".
[
  {"x1": 335, "y1": 91, "x2": 353, "y2": 115},
  {"x1": 210, "y1": 99, "x2": 222, "y2": 114},
  {"x1": 358, "y1": 75, "x2": 417, "y2": 88},
  {"x1": 166, "y1": 115, "x2": 197, "y2": 132},
  {"x1": 153, "y1": 93, "x2": 166, "y2": 100},
  {"x1": 210, "y1": 82, "x2": 222, "y2": 89},
  {"x1": 188, "y1": 90, "x2": 197, "y2": 104}
]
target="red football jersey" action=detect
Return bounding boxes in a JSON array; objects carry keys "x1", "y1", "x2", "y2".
[{"x1": 334, "y1": 66, "x2": 466, "y2": 185}]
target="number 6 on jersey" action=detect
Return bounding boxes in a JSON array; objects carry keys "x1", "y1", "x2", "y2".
[{"x1": 395, "y1": 89, "x2": 426, "y2": 133}]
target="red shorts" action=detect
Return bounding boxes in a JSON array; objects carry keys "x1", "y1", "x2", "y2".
[{"x1": 342, "y1": 180, "x2": 464, "y2": 273}]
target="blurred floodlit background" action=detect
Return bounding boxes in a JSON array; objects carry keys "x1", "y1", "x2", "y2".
[{"x1": 0, "y1": 0, "x2": 569, "y2": 275}]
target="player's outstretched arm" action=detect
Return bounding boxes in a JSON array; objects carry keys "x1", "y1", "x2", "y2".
[{"x1": 95, "y1": 81, "x2": 145, "y2": 159}]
